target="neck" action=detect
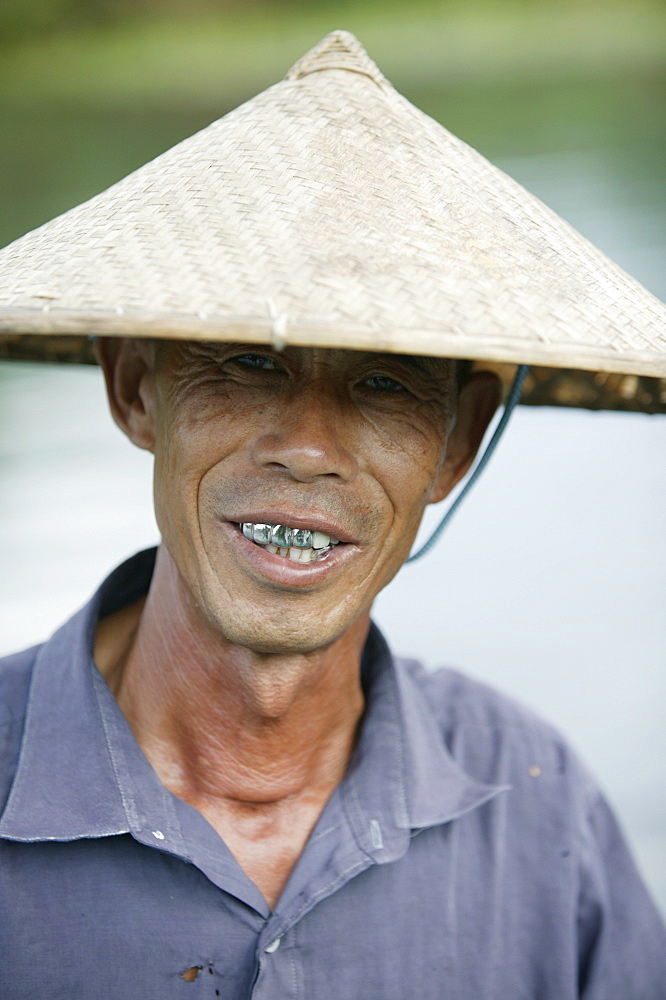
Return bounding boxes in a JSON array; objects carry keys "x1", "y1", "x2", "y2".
[{"x1": 95, "y1": 544, "x2": 368, "y2": 812}]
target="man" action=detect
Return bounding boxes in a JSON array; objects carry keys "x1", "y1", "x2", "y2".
[{"x1": 1, "y1": 31, "x2": 665, "y2": 999}]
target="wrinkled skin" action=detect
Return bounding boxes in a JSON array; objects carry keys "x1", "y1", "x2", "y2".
[
  {"x1": 95, "y1": 338, "x2": 500, "y2": 907},
  {"x1": 99, "y1": 339, "x2": 499, "y2": 656}
]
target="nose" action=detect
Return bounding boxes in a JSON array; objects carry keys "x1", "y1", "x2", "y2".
[{"x1": 251, "y1": 384, "x2": 359, "y2": 484}]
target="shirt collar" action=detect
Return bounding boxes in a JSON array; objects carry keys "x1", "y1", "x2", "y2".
[
  {"x1": 338, "y1": 625, "x2": 506, "y2": 865},
  {"x1": 0, "y1": 549, "x2": 506, "y2": 848},
  {"x1": 0, "y1": 550, "x2": 159, "y2": 842}
]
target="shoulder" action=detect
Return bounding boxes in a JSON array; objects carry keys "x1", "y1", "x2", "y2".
[
  {"x1": 396, "y1": 656, "x2": 598, "y2": 807},
  {"x1": 397, "y1": 655, "x2": 570, "y2": 741},
  {"x1": 394, "y1": 658, "x2": 666, "y2": 984}
]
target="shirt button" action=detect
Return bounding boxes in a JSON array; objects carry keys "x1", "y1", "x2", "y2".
[{"x1": 265, "y1": 937, "x2": 281, "y2": 954}]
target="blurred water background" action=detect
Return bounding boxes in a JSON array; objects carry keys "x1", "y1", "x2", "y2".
[{"x1": 1, "y1": 0, "x2": 665, "y2": 913}]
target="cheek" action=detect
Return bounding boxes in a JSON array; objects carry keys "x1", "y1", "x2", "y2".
[
  {"x1": 152, "y1": 407, "x2": 242, "y2": 549},
  {"x1": 365, "y1": 411, "x2": 448, "y2": 510}
]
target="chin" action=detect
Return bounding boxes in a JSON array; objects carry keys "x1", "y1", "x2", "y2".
[
  {"x1": 201, "y1": 600, "x2": 356, "y2": 657},
  {"x1": 223, "y1": 622, "x2": 347, "y2": 657}
]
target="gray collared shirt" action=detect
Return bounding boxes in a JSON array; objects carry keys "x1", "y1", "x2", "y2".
[{"x1": 1, "y1": 550, "x2": 665, "y2": 999}]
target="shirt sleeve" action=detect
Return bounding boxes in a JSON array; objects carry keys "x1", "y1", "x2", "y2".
[{"x1": 577, "y1": 790, "x2": 666, "y2": 1000}]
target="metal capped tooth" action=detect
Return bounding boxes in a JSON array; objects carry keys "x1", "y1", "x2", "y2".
[
  {"x1": 252, "y1": 523, "x2": 273, "y2": 545},
  {"x1": 271, "y1": 524, "x2": 292, "y2": 548},
  {"x1": 242, "y1": 523, "x2": 254, "y2": 540},
  {"x1": 291, "y1": 528, "x2": 312, "y2": 549}
]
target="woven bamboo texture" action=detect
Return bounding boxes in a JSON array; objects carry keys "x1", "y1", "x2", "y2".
[{"x1": 0, "y1": 31, "x2": 664, "y2": 412}]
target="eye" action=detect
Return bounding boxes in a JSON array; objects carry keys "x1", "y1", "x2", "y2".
[
  {"x1": 363, "y1": 374, "x2": 406, "y2": 392},
  {"x1": 230, "y1": 352, "x2": 279, "y2": 371}
]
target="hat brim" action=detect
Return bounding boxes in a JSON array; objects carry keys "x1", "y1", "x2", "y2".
[{"x1": 1, "y1": 329, "x2": 663, "y2": 414}]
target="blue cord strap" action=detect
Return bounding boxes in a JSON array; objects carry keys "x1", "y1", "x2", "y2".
[{"x1": 406, "y1": 364, "x2": 529, "y2": 563}]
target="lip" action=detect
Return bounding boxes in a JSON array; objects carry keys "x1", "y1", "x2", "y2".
[
  {"x1": 218, "y1": 519, "x2": 361, "y2": 588},
  {"x1": 221, "y1": 510, "x2": 359, "y2": 545}
]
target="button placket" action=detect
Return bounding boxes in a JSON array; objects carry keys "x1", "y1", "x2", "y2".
[{"x1": 251, "y1": 927, "x2": 303, "y2": 999}]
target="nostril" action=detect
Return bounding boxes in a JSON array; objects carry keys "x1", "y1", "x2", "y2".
[
  {"x1": 253, "y1": 438, "x2": 357, "y2": 484},
  {"x1": 264, "y1": 461, "x2": 291, "y2": 473}
]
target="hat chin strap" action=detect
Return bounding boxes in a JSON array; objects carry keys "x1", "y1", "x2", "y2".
[{"x1": 406, "y1": 364, "x2": 529, "y2": 563}]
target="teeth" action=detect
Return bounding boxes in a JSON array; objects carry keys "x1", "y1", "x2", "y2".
[
  {"x1": 240, "y1": 521, "x2": 341, "y2": 559},
  {"x1": 242, "y1": 522, "x2": 273, "y2": 544},
  {"x1": 271, "y1": 524, "x2": 292, "y2": 548},
  {"x1": 291, "y1": 528, "x2": 312, "y2": 549}
]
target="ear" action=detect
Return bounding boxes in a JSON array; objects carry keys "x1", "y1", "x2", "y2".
[
  {"x1": 428, "y1": 370, "x2": 502, "y2": 504},
  {"x1": 94, "y1": 338, "x2": 157, "y2": 452}
]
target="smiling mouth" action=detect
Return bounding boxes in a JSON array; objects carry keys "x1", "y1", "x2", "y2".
[{"x1": 239, "y1": 522, "x2": 341, "y2": 564}]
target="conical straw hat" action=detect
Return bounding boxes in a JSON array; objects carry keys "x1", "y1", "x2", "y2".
[{"x1": 0, "y1": 31, "x2": 664, "y2": 412}]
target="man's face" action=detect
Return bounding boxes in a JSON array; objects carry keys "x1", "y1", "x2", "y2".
[{"x1": 112, "y1": 341, "x2": 476, "y2": 654}]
